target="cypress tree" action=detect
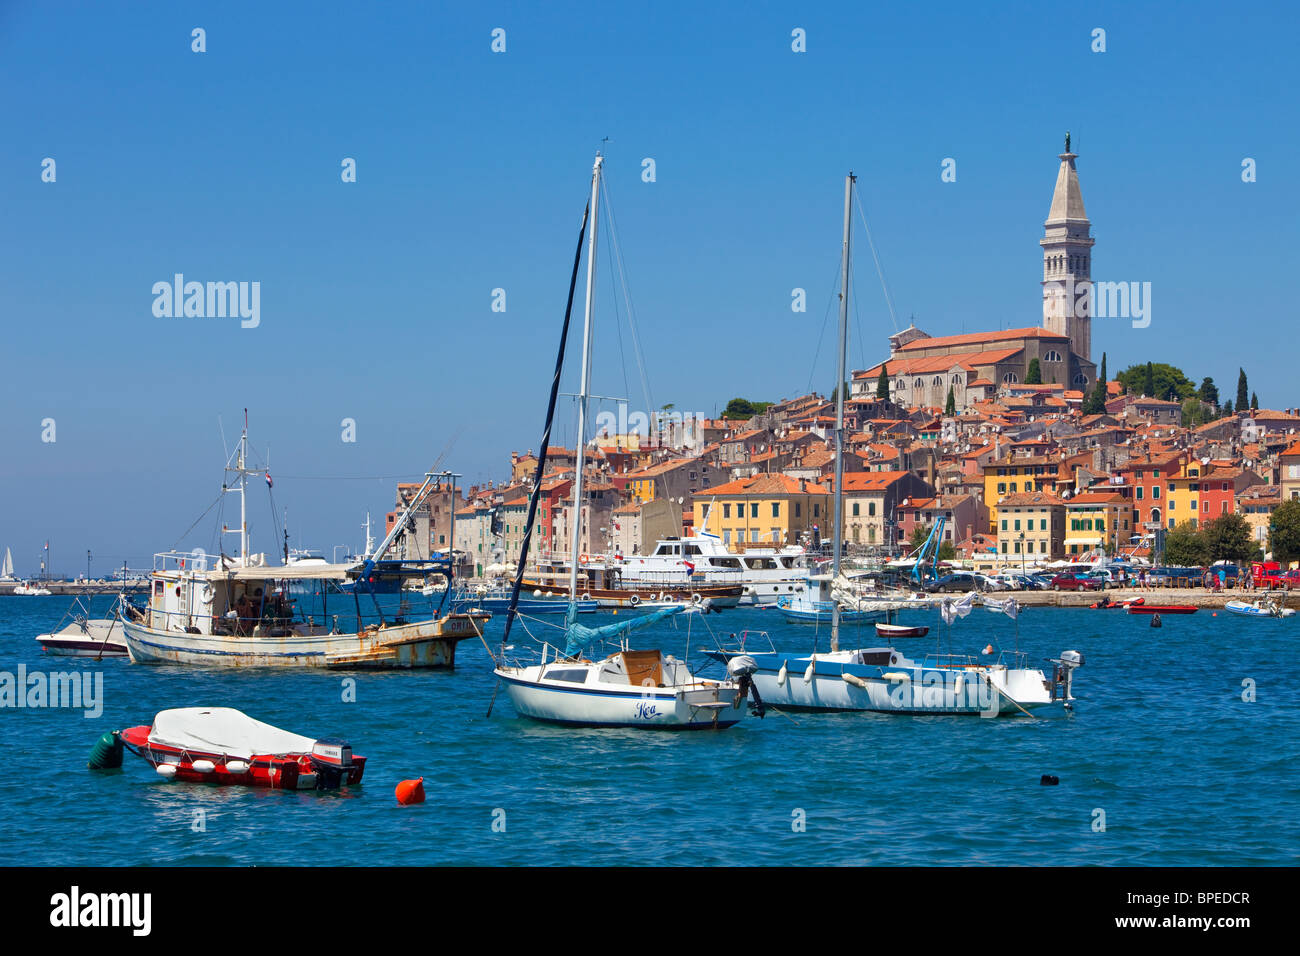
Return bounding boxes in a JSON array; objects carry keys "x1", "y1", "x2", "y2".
[
  {"x1": 1025, "y1": 358, "x2": 1042, "y2": 385},
  {"x1": 1237, "y1": 368, "x2": 1249, "y2": 410},
  {"x1": 877, "y1": 363, "x2": 889, "y2": 400},
  {"x1": 945, "y1": 386, "x2": 956, "y2": 415},
  {"x1": 1251, "y1": 392, "x2": 1259, "y2": 410},
  {"x1": 1143, "y1": 361, "x2": 1155, "y2": 397}
]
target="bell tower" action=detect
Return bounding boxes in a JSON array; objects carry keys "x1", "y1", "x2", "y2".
[{"x1": 1041, "y1": 133, "x2": 1094, "y2": 363}]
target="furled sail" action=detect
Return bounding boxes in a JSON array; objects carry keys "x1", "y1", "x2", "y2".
[{"x1": 562, "y1": 603, "x2": 683, "y2": 659}]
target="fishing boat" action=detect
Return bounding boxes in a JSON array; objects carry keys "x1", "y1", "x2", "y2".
[
  {"x1": 12, "y1": 580, "x2": 52, "y2": 596},
  {"x1": 120, "y1": 420, "x2": 488, "y2": 669},
  {"x1": 1126, "y1": 604, "x2": 1197, "y2": 615},
  {"x1": 489, "y1": 153, "x2": 756, "y2": 729},
  {"x1": 111, "y1": 708, "x2": 364, "y2": 789},
  {"x1": 707, "y1": 173, "x2": 1082, "y2": 716},
  {"x1": 875, "y1": 622, "x2": 929, "y2": 639},
  {"x1": 777, "y1": 574, "x2": 890, "y2": 624},
  {"x1": 36, "y1": 596, "x2": 128, "y2": 657},
  {"x1": 1224, "y1": 599, "x2": 1295, "y2": 619}
]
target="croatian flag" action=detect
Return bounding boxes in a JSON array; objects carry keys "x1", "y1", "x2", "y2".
[
  {"x1": 265, "y1": 473, "x2": 273, "y2": 489},
  {"x1": 684, "y1": 560, "x2": 695, "y2": 574}
]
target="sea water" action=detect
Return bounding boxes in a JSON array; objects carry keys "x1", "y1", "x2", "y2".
[{"x1": 1, "y1": 595, "x2": 1295, "y2": 866}]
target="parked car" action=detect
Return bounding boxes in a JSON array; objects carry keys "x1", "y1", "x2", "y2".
[
  {"x1": 1051, "y1": 572, "x2": 1103, "y2": 591},
  {"x1": 932, "y1": 572, "x2": 981, "y2": 593}
]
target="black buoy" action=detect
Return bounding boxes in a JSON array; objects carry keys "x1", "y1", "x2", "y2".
[
  {"x1": 1040, "y1": 775, "x2": 1060, "y2": 786},
  {"x1": 1151, "y1": 612, "x2": 1162, "y2": 628}
]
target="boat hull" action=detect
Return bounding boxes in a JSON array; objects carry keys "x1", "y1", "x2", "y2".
[
  {"x1": 119, "y1": 726, "x2": 364, "y2": 789},
  {"x1": 122, "y1": 613, "x2": 486, "y2": 668},
  {"x1": 1126, "y1": 605, "x2": 1197, "y2": 615},
  {"x1": 495, "y1": 667, "x2": 745, "y2": 729},
  {"x1": 36, "y1": 620, "x2": 129, "y2": 657},
  {"x1": 705, "y1": 650, "x2": 1055, "y2": 716}
]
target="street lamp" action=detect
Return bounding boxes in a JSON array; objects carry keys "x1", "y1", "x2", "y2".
[
  {"x1": 1018, "y1": 532, "x2": 1025, "y2": 574},
  {"x1": 86, "y1": 550, "x2": 92, "y2": 584}
]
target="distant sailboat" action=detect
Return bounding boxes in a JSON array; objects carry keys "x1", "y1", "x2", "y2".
[{"x1": 1, "y1": 547, "x2": 13, "y2": 581}]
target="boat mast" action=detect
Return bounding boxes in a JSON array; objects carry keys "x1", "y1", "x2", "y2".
[
  {"x1": 831, "y1": 172, "x2": 855, "y2": 653},
  {"x1": 567, "y1": 153, "x2": 603, "y2": 604}
]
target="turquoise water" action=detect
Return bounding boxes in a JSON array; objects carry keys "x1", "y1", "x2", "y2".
[{"x1": 1, "y1": 595, "x2": 1296, "y2": 866}]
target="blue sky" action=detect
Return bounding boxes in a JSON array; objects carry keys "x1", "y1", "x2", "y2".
[{"x1": 1, "y1": 1, "x2": 1294, "y2": 574}]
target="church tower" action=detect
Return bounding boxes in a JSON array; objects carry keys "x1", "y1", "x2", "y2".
[{"x1": 1041, "y1": 133, "x2": 1094, "y2": 363}]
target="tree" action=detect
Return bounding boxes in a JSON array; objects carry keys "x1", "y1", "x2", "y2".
[
  {"x1": 1251, "y1": 392, "x2": 1259, "y2": 410},
  {"x1": 830, "y1": 381, "x2": 849, "y2": 404},
  {"x1": 909, "y1": 523, "x2": 930, "y2": 552},
  {"x1": 945, "y1": 386, "x2": 956, "y2": 415},
  {"x1": 1181, "y1": 397, "x2": 1208, "y2": 428},
  {"x1": 1222, "y1": 399, "x2": 1234, "y2": 417},
  {"x1": 1099, "y1": 352, "x2": 1108, "y2": 387},
  {"x1": 1269, "y1": 499, "x2": 1300, "y2": 563},
  {"x1": 1237, "y1": 368, "x2": 1249, "y2": 410},
  {"x1": 1117, "y1": 362, "x2": 1196, "y2": 402},
  {"x1": 1163, "y1": 520, "x2": 1209, "y2": 566},
  {"x1": 722, "y1": 398, "x2": 756, "y2": 419},
  {"x1": 1025, "y1": 358, "x2": 1042, "y2": 385},
  {"x1": 1198, "y1": 377, "x2": 1219, "y2": 407},
  {"x1": 877, "y1": 363, "x2": 889, "y2": 400},
  {"x1": 1202, "y1": 513, "x2": 1254, "y2": 564},
  {"x1": 937, "y1": 541, "x2": 956, "y2": 561}
]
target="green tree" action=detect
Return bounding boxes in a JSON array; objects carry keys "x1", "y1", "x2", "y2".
[
  {"x1": 1202, "y1": 513, "x2": 1254, "y2": 564},
  {"x1": 909, "y1": 523, "x2": 930, "y2": 552},
  {"x1": 722, "y1": 398, "x2": 756, "y2": 419},
  {"x1": 1098, "y1": 352, "x2": 1108, "y2": 386},
  {"x1": 937, "y1": 541, "x2": 956, "y2": 561},
  {"x1": 830, "y1": 382, "x2": 849, "y2": 404},
  {"x1": 877, "y1": 363, "x2": 889, "y2": 400},
  {"x1": 1222, "y1": 399, "x2": 1234, "y2": 417},
  {"x1": 945, "y1": 386, "x2": 956, "y2": 415},
  {"x1": 1181, "y1": 397, "x2": 1207, "y2": 428},
  {"x1": 1251, "y1": 392, "x2": 1259, "y2": 410},
  {"x1": 1164, "y1": 520, "x2": 1209, "y2": 566},
  {"x1": 1025, "y1": 358, "x2": 1042, "y2": 385},
  {"x1": 1237, "y1": 368, "x2": 1249, "y2": 410},
  {"x1": 1198, "y1": 377, "x2": 1219, "y2": 407},
  {"x1": 1117, "y1": 362, "x2": 1196, "y2": 402},
  {"x1": 1269, "y1": 499, "x2": 1300, "y2": 563}
]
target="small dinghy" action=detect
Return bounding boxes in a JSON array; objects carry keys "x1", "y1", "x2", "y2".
[
  {"x1": 1127, "y1": 604, "x2": 1197, "y2": 615},
  {"x1": 1225, "y1": 599, "x2": 1295, "y2": 619},
  {"x1": 874, "y1": 622, "x2": 930, "y2": 638},
  {"x1": 114, "y1": 708, "x2": 364, "y2": 789}
]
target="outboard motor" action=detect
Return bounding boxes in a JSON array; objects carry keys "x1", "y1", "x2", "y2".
[
  {"x1": 727, "y1": 654, "x2": 765, "y2": 718},
  {"x1": 309, "y1": 738, "x2": 355, "y2": 789},
  {"x1": 1048, "y1": 650, "x2": 1085, "y2": 706}
]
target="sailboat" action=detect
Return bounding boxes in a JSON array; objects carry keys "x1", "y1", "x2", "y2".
[
  {"x1": 707, "y1": 173, "x2": 1082, "y2": 716},
  {"x1": 1, "y1": 547, "x2": 14, "y2": 581},
  {"x1": 491, "y1": 153, "x2": 758, "y2": 729}
]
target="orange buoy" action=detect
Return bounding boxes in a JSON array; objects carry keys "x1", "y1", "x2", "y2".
[{"x1": 395, "y1": 777, "x2": 426, "y2": 805}]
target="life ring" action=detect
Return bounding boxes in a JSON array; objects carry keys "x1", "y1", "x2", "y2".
[
  {"x1": 579, "y1": 553, "x2": 590, "y2": 566},
  {"x1": 629, "y1": 594, "x2": 640, "y2": 607},
  {"x1": 691, "y1": 592, "x2": 704, "y2": 605},
  {"x1": 581, "y1": 593, "x2": 591, "y2": 602},
  {"x1": 200, "y1": 583, "x2": 215, "y2": 604}
]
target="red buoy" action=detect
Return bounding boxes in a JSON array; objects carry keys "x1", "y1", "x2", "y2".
[{"x1": 395, "y1": 777, "x2": 425, "y2": 805}]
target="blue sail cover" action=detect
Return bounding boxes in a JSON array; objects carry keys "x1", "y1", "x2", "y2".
[{"x1": 562, "y1": 604, "x2": 683, "y2": 659}]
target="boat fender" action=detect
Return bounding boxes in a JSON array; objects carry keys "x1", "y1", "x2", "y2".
[
  {"x1": 225, "y1": 759, "x2": 250, "y2": 774},
  {"x1": 954, "y1": 674, "x2": 965, "y2": 698},
  {"x1": 87, "y1": 731, "x2": 123, "y2": 771},
  {"x1": 156, "y1": 764, "x2": 177, "y2": 778},
  {"x1": 533, "y1": 589, "x2": 543, "y2": 598},
  {"x1": 777, "y1": 662, "x2": 788, "y2": 686},
  {"x1": 628, "y1": 594, "x2": 640, "y2": 607},
  {"x1": 842, "y1": 672, "x2": 869, "y2": 690},
  {"x1": 803, "y1": 660, "x2": 815, "y2": 684},
  {"x1": 191, "y1": 759, "x2": 216, "y2": 773}
]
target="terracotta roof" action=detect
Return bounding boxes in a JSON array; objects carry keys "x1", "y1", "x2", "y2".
[
  {"x1": 695, "y1": 474, "x2": 830, "y2": 496},
  {"x1": 998, "y1": 491, "x2": 1065, "y2": 507},
  {"x1": 838, "y1": 470, "x2": 914, "y2": 492},
  {"x1": 895, "y1": 327, "x2": 1067, "y2": 352},
  {"x1": 860, "y1": 347, "x2": 1024, "y2": 378}
]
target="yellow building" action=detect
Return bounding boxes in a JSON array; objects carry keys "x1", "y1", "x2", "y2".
[
  {"x1": 1064, "y1": 492, "x2": 1129, "y2": 555},
  {"x1": 692, "y1": 475, "x2": 831, "y2": 548},
  {"x1": 995, "y1": 491, "x2": 1066, "y2": 560},
  {"x1": 1164, "y1": 460, "x2": 1206, "y2": 530},
  {"x1": 983, "y1": 455, "x2": 1065, "y2": 532}
]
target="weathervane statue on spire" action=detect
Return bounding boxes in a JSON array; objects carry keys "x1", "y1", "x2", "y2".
[{"x1": 1065, "y1": 131, "x2": 1071, "y2": 153}]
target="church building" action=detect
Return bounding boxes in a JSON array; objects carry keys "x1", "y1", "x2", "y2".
[{"x1": 854, "y1": 137, "x2": 1098, "y2": 411}]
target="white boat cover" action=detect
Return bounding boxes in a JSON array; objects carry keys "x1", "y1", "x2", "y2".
[{"x1": 148, "y1": 707, "x2": 317, "y2": 759}]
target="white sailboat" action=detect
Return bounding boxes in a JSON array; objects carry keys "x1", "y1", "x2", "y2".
[
  {"x1": 1, "y1": 547, "x2": 14, "y2": 581},
  {"x1": 709, "y1": 173, "x2": 1082, "y2": 716},
  {"x1": 491, "y1": 153, "x2": 756, "y2": 729}
]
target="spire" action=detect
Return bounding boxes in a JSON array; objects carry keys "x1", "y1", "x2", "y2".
[{"x1": 1046, "y1": 133, "x2": 1087, "y2": 223}]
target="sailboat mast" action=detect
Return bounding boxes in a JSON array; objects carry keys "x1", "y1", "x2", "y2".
[
  {"x1": 830, "y1": 172, "x2": 855, "y2": 652},
  {"x1": 239, "y1": 416, "x2": 249, "y2": 561},
  {"x1": 567, "y1": 153, "x2": 603, "y2": 602}
]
